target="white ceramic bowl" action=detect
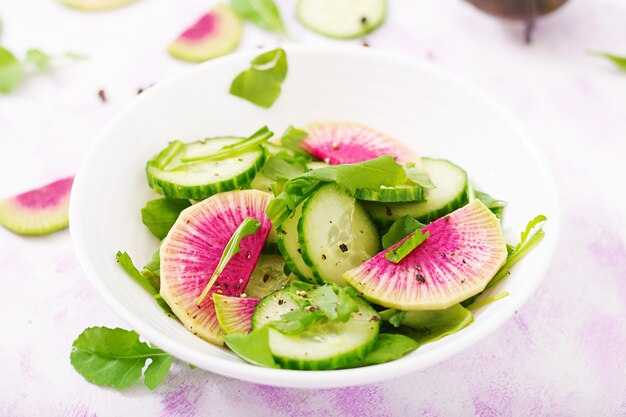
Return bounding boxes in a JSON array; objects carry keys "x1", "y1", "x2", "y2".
[{"x1": 70, "y1": 45, "x2": 559, "y2": 389}]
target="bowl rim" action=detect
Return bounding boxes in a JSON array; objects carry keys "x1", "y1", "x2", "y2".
[{"x1": 70, "y1": 44, "x2": 560, "y2": 389}]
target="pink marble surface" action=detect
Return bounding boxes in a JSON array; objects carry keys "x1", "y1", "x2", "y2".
[{"x1": 1, "y1": 0, "x2": 626, "y2": 415}]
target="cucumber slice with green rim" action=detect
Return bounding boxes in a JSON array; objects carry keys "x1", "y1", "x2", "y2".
[
  {"x1": 244, "y1": 254, "x2": 293, "y2": 298},
  {"x1": 147, "y1": 138, "x2": 264, "y2": 200},
  {"x1": 355, "y1": 184, "x2": 424, "y2": 203},
  {"x1": 299, "y1": 183, "x2": 380, "y2": 286},
  {"x1": 252, "y1": 290, "x2": 380, "y2": 370},
  {"x1": 363, "y1": 158, "x2": 468, "y2": 226},
  {"x1": 296, "y1": 0, "x2": 387, "y2": 39},
  {"x1": 277, "y1": 203, "x2": 317, "y2": 283}
]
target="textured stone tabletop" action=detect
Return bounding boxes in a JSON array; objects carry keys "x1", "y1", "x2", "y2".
[{"x1": 1, "y1": 0, "x2": 625, "y2": 416}]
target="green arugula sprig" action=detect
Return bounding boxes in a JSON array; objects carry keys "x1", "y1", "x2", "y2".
[
  {"x1": 381, "y1": 216, "x2": 426, "y2": 249},
  {"x1": 385, "y1": 230, "x2": 430, "y2": 263},
  {"x1": 0, "y1": 46, "x2": 84, "y2": 93},
  {"x1": 588, "y1": 51, "x2": 626, "y2": 71},
  {"x1": 230, "y1": 48, "x2": 288, "y2": 108},
  {"x1": 141, "y1": 198, "x2": 191, "y2": 240},
  {"x1": 230, "y1": 0, "x2": 287, "y2": 35},
  {"x1": 70, "y1": 327, "x2": 172, "y2": 390},
  {"x1": 267, "y1": 155, "x2": 408, "y2": 228},
  {"x1": 196, "y1": 217, "x2": 261, "y2": 305}
]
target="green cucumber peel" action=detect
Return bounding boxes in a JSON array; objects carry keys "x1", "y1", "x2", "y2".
[
  {"x1": 181, "y1": 126, "x2": 273, "y2": 163},
  {"x1": 196, "y1": 217, "x2": 261, "y2": 305},
  {"x1": 267, "y1": 156, "x2": 408, "y2": 228}
]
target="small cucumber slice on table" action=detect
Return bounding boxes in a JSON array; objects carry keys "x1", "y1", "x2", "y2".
[
  {"x1": 355, "y1": 184, "x2": 424, "y2": 203},
  {"x1": 147, "y1": 138, "x2": 264, "y2": 200},
  {"x1": 252, "y1": 289, "x2": 380, "y2": 370},
  {"x1": 277, "y1": 203, "x2": 317, "y2": 283},
  {"x1": 244, "y1": 254, "x2": 293, "y2": 298},
  {"x1": 296, "y1": 0, "x2": 387, "y2": 39},
  {"x1": 363, "y1": 158, "x2": 468, "y2": 226},
  {"x1": 299, "y1": 183, "x2": 380, "y2": 286}
]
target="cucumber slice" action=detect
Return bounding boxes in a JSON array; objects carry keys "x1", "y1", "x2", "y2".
[
  {"x1": 355, "y1": 184, "x2": 424, "y2": 203},
  {"x1": 245, "y1": 254, "x2": 293, "y2": 298},
  {"x1": 296, "y1": 0, "x2": 387, "y2": 39},
  {"x1": 252, "y1": 290, "x2": 380, "y2": 370},
  {"x1": 147, "y1": 138, "x2": 264, "y2": 200},
  {"x1": 363, "y1": 158, "x2": 468, "y2": 226},
  {"x1": 299, "y1": 184, "x2": 380, "y2": 286},
  {"x1": 277, "y1": 202, "x2": 317, "y2": 283}
]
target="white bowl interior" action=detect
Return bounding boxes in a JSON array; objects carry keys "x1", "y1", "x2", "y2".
[{"x1": 70, "y1": 46, "x2": 559, "y2": 388}]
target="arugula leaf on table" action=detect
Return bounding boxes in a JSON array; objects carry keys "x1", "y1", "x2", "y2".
[
  {"x1": 358, "y1": 333, "x2": 419, "y2": 366},
  {"x1": 385, "y1": 230, "x2": 430, "y2": 263},
  {"x1": 70, "y1": 327, "x2": 172, "y2": 390},
  {"x1": 115, "y1": 251, "x2": 173, "y2": 315},
  {"x1": 588, "y1": 51, "x2": 626, "y2": 71},
  {"x1": 230, "y1": 0, "x2": 287, "y2": 35},
  {"x1": 230, "y1": 48, "x2": 288, "y2": 108},
  {"x1": 267, "y1": 156, "x2": 408, "y2": 228},
  {"x1": 141, "y1": 198, "x2": 191, "y2": 240},
  {"x1": 474, "y1": 190, "x2": 506, "y2": 220},
  {"x1": 196, "y1": 217, "x2": 261, "y2": 304},
  {"x1": 0, "y1": 47, "x2": 23, "y2": 93},
  {"x1": 25, "y1": 49, "x2": 53, "y2": 71},
  {"x1": 224, "y1": 325, "x2": 280, "y2": 368},
  {"x1": 381, "y1": 216, "x2": 426, "y2": 249}
]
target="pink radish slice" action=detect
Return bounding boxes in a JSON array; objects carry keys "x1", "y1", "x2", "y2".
[
  {"x1": 344, "y1": 199, "x2": 507, "y2": 310},
  {"x1": 300, "y1": 122, "x2": 420, "y2": 165},
  {"x1": 0, "y1": 177, "x2": 73, "y2": 236},
  {"x1": 167, "y1": 4, "x2": 242, "y2": 63},
  {"x1": 160, "y1": 190, "x2": 272, "y2": 346},
  {"x1": 213, "y1": 293, "x2": 260, "y2": 335}
]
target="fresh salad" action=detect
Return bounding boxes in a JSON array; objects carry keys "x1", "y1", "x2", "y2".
[{"x1": 117, "y1": 121, "x2": 546, "y2": 371}]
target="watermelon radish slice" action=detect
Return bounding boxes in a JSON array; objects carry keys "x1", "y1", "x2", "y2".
[
  {"x1": 167, "y1": 4, "x2": 242, "y2": 63},
  {"x1": 344, "y1": 200, "x2": 507, "y2": 310},
  {"x1": 213, "y1": 293, "x2": 260, "y2": 334},
  {"x1": 160, "y1": 190, "x2": 272, "y2": 346},
  {"x1": 0, "y1": 177, "x2": 73, "y2": 236},
  {"x1": 300, "y1": 122, "x2": 420, "y2": 165},
  {"x1": 58, "y1": 0, "x2": 136, "y2": 11}
]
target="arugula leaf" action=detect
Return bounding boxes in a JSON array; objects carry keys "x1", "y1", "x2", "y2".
[
  {"x1": 515, "y1": 214, "x2": 547, "y2": 251},
  {"x1": 475, "y1": 190, "x2": 506, "y2": 220},
  {"x1": 280, "y1": 125, "x2": 308, "y2": 150},
  {"x1": 270, "y1": 309, "x2": 325, "y2": 334},
  {"x1": 468, "y1": 291, "x2": 509, "y2": 310},
  {"x1": 307, "y1": 285, "x2": 339, "y2": 319},
  {"x1": 335, "y1": 287, "x2": 359, "y2": 322},
  {"x1": 181, "y1": 126, "x2": 274, "y2": 163},
  {"x1": 405, "y1": 163, "x2": 435, "y2": 189},
  {"x1": 116, "y1": 251, "x2": 173, "y2": 315},
  {"x1": 140, "y1": 245, "x2": 161, "y2": 290},
  {"x1": 588, "y1": 51, "x2": 626, "y2": 71},
  {"x1": 230, "y1": 0, "x2": 287, "y2": 34},
  {"x1": 381, "y1": 304, "x2": 473, "y2": 346},
  {"x1": 261, "y1": 156, "x2": 307, "y2": 181},
  {"x1": 25, "y1": 49, "x2": 53, "y2": 71},
  {"x1": 385, "y1": 230, "x2": 430, "y2": 263},
  {"x1": 196, "y1": 217, "x2": 261, "y2": 304},
  {"x1": 387, "y1": 310, "x2": 406, "y2": 328},
  {"x1": 224, "y1": 325, "x2": 280, "y2": 368},
  {"x1": 358, "y1": 333, "x2": 419, "y2": 366},
  {"x1": 0, "y1": 47, "x2": 23, "y2": 93},
  {"x1": 381, "y1": 216, "x2": 426, "y2": 249},
  {"x1": 230, "y1": 48, "x2": 288, "y2": 108},
  {"x1": 267, "y1": 156, "x2": 408, "y2": 228},
  {"x1": 70, "y1": 327, "x2": 172, "y2": 390},
  {"x1": 141, "y1": 198, "x2": 191, "y2": 240}
]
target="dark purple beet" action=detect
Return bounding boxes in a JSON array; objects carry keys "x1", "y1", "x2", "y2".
[{"x1": 465, "y1": 0, "x2": 569, "y2": 43}]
